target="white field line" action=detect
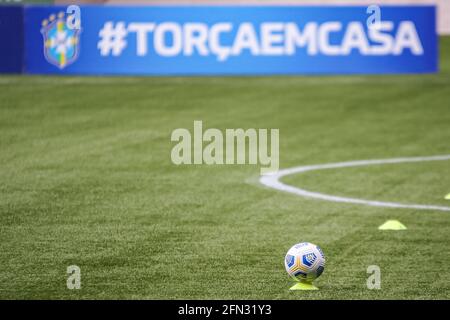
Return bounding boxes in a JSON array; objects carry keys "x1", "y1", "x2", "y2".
[{"x1": 260, "y1": 155, "x2": 450, "y2": 212}]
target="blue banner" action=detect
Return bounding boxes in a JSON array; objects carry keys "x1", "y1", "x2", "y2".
[
  {"x1": 24, "y1": 5, "x2": 438, "y2": 75},
  {"x1": 0, "y1": 6, "x2": 23, "y2": 73}
]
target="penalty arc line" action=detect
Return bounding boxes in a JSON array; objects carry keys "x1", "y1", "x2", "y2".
[{"x1": 259, "y1": 155, "x2": 450, "y2": 212}]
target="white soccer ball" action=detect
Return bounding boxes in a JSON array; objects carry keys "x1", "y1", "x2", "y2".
[{"x1": 284, "y1": 242, "x2": 325, "y2": 282}]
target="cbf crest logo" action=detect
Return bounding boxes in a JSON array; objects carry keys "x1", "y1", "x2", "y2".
[{"x1": 41, "y1": 12, "x2": 81, "y2": 69}]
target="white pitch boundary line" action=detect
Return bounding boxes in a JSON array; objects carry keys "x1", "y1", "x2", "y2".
[{"x1": 260, "y1": 155, "x2": 450, "y2": 212}]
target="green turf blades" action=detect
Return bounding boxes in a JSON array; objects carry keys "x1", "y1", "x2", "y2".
[
  {"x1": 1, "y1": 37, "x2": 450, "y2": 299},
  {"x1": 289, "y1": 281, "x2": 319, "y2": 291},
  {"x1": 378, "y1": 220, "x2": 407, "y2": 230}
]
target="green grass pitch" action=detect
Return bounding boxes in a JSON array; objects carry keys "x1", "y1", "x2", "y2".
[{"x1": 1, "y1": 37, "x2": 449, "y2": 300}]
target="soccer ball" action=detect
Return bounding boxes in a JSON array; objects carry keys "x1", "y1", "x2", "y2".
[{"x1": 284, "y1": 242, "x2": 325, "y2": 282}]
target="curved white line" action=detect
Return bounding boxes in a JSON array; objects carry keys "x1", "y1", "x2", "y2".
[{"x1": 260, "y1": 155, "x2": 450, "y2": 212}]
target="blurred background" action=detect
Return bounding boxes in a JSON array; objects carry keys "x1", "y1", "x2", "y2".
[
  {"x1": 4, "y1": 1, "x2": 448, "y2": 35},
  {"x1": 42, "y1": 0, "x2": 450, "y2": 35}
]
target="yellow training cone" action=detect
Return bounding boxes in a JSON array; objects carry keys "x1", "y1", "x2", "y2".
[
  {"x1": 378, "y1": 220, "x2": 407, "y2": 230},
  {"x1": 289, "y1": 281, "x2": 319, "y2": 291}
]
